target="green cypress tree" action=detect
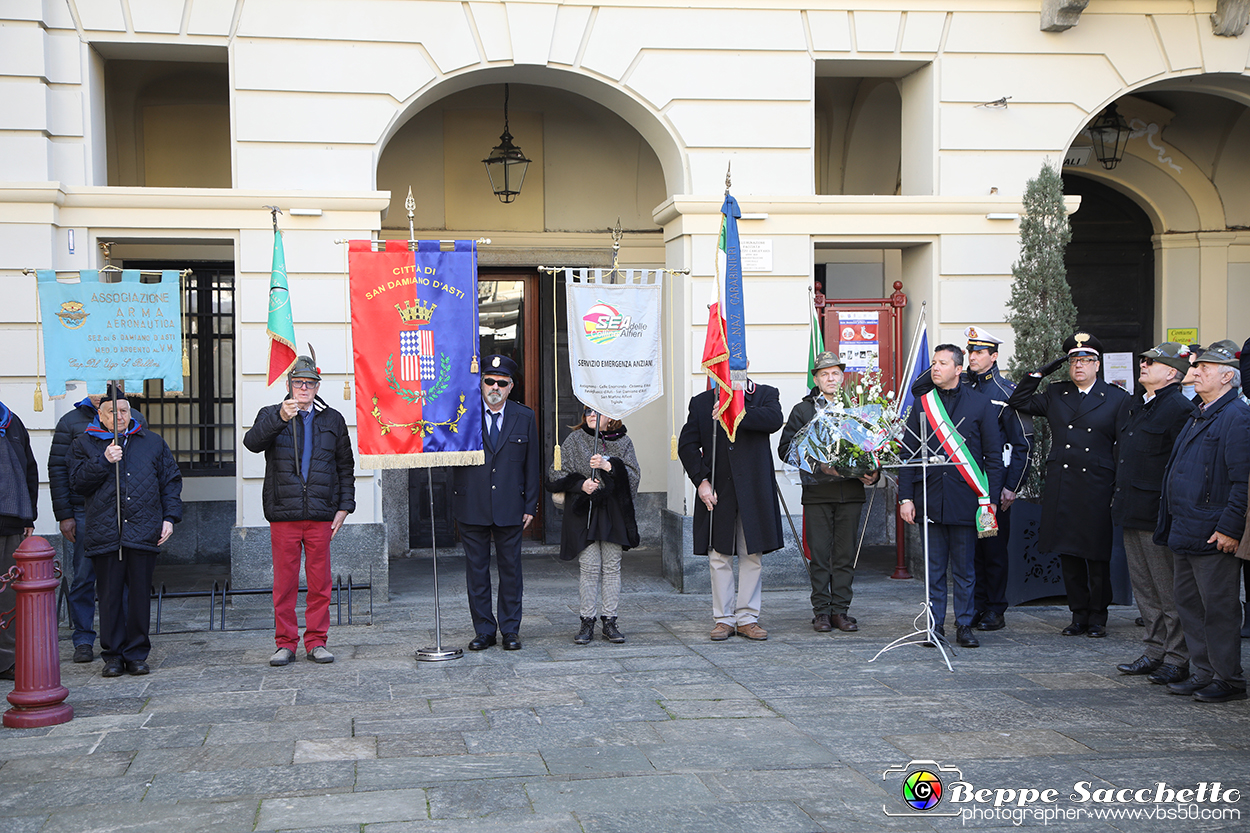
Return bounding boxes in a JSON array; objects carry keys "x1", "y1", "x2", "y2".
[{"x1": 1005, "y1": 162, "x2": 1079, "y2": 499}]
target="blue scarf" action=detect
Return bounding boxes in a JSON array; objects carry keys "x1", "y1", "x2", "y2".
[
  {"x1": 0, "y1": 400, "x2": 10, "y2": 437},
  {"x1": 85, "y1": 416, "x2": 143, "y2": 440}
]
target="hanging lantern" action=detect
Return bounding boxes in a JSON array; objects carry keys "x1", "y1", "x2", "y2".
[
  {"x1": 482, "y1": 84, "x2": 531, "y2": 204},
  {"x1": 1088, "y1": 103, "x2": 1130, "y2": 170}
]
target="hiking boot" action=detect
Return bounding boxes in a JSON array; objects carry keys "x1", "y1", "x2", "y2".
[
  {"x1": 574, "y1": 617, "x2": 595, "y2": 645},
  {"x1": 600, "y1": 616, "x2": 625, "y2": 643}
]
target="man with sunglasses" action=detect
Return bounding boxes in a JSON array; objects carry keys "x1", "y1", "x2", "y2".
[
  {"x1": 1009, "y1": 332, "x2": 1129, "y2": 638},
  {"x1": 452, "y1": 355, "x2": 540, "y2": 651},
  {"x1": 1111, "y1": 343, "x2": 1196, "y2": 685},
  {"x1": 244, "y1": 356, "x2": 355, "y2": 667}
]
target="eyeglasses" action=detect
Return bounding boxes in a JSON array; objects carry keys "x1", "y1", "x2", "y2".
[
  {"x1": 1070, "y1": 357, "x2": 1098, "y2": 366},
  {"x1": 291, "y1": 379, "x2": 318, "y2": 389},
  {"x1": 583, "y1": 408, "x2": 598, "y2": 417},
  {"x1": 482, "y1": 377, "x2": 511, "y2": 387},
  {"x1": 1139, "y1": 357, "x2": 1155, "y2": 366}
]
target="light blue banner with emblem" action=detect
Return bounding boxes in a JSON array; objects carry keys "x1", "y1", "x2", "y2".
[{"x1": 36, "y1": 269, "x2": 184, "y2": 397}]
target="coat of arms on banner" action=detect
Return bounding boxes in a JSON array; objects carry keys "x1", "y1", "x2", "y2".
[{"x1": 349, "y1": 240, "x2": 483, "y2": 468}]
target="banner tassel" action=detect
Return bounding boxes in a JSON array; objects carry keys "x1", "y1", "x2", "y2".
[
  {"x1": 670, "y1": 434, "x2": 678, "y2": 461},
  {"x1": 553, "y1": 444, "x2": 562, "y2": 470},
  {"x1": 344, "y1": 379, "x2": 352, "y2": 400},
  {"x1": 33, "y1": 382, "x2": 43, "y2": 413},
  {"x1": 182, "y1": 345, "x2": 191, "y2": 377}
]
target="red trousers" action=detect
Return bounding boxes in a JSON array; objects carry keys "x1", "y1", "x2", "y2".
[{"x1": 270, "y1": 520, "x2": 332, "y2": 651}]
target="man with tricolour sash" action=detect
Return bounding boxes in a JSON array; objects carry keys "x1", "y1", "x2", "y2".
[{"x1": 899, "y1": 344, "x2": 1004, "y2": 649}]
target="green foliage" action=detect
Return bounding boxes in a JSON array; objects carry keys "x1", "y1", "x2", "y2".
[{"x1": 1004, "y1": 162, "x2": 1079, "y2": 499}]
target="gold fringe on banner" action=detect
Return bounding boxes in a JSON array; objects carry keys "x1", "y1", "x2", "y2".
[{"x1": 361, "y1": 450, "x2": 484, "y2": 469}]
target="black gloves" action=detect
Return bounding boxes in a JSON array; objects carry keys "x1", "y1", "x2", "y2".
[{"x1": 1037, "y1": 356, "x2": 1067, "y2": 377}]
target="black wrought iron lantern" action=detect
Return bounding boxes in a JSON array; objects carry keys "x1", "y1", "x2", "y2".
[
  {"x1": 482, "y1": 84, "x2": 531, "y2": 203},
  {"x1": 1088, "y1": 103, "x2": 1130, "y2": 170}
]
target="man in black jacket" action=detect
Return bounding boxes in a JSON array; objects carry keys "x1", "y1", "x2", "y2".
[
  {"x1": 679, "y1": 377, "x2": 785, "y2": 641},
  {"x1": 0, "y1": 400, "x2": 39, "y2": 681},
  {"x1": 1112, "y1": 342, "x2": 1196, "y2": 685},
  {"x1": 1156, "y1": 340, "x2": 1249, "y2": 703},
  {"x1": 910, "y1": 327, "x2": 1032, "y2": 632},
  {"x1": 778, "y1": 351, "x2": 878, "y2": 633},
  {"x1": 1008, "y1": 333, "x2": 1130, "y2": 638},
  {"x1": 68, "y1": 392, "x2": 181, "y2": 677},
  {"x1": 899, "y1": 345, "x2": 1003, "y2": 649},
  {"x1": 48, "y1": 393, "x2": 146, "y2": 664},
  {"x1": 243, "y1": 357, "x2": 355, "y2": 667}
]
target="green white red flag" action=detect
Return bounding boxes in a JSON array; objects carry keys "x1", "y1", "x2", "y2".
[{"x1": 266, "y1": 227, "x2": 297, "y2": 386}]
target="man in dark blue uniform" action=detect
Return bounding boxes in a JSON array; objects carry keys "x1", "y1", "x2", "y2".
[
  {"x1": 1009, "y1": 332, "x2": 1130, "y2": 638},
  {"x1": 899, "y1": 344, "x2": 1004, "y2": 649},
  {"x1": 911, "y1": 327, "x2": 1032, "y2": 633},
  {"x1": 451, "y1": 355, "x2": 540, "y2": 651}
]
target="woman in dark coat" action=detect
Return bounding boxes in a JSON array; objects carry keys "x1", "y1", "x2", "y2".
[{"x1": 547, "y1": 406, "x2": 640, "y2": 645}]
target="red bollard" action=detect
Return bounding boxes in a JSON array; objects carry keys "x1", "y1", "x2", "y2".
[{"x1": 3, "y1": 536, "x2": 73, "y2": 728}]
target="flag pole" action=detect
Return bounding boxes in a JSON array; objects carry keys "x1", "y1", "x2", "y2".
[
  {"x1": 408, "y1": 186, "x2": 462, "y2": 663},
  {"x1": 111, "y1": 380, "x2": 122, "y2": 562}
]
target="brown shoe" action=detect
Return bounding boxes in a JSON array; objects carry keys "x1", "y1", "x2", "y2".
[
  {"x1": 812, "y1": 614, "x2": 833, "y2": 633},
  {"x1": 736, "y1": 622, "x2": 768, "y2": 641},
  {"x1": 830, "y1": 613, "x2": 859, "y2": 632},
  {"x1": 709, "y1": 623, "x2": 734, "y2": 641}
]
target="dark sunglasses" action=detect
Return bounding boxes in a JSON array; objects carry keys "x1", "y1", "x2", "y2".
[
  {"x1": 583, "y1": 408, "x2": 598, "y2": 417},
  {"x1": 482, "y1": 377, "x2": 511, "y2": 387},
  {"x1": 1139, "y1": 357, "x2": 1155, "y2": 366}
]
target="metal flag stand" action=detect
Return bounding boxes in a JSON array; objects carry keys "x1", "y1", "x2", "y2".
[
  {"x1": 416, "y1": 464, "x2": 461, "y2": 662},
  {"x1": 870, "y1": 417, "x2": 965, "y2": 672}
]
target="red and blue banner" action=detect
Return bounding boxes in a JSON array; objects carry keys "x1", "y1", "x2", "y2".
[{"x1": 349, "y1": 240, "x2": 483, "y2": 468}]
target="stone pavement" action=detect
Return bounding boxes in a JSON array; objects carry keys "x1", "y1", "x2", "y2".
[{"x1": 2, "y1": 546, "x2": 1247, "y2": 832}]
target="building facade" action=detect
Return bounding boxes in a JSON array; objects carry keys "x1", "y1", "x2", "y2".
[{"x1": 3, "y1": 1, "x2": 1248, "y2": 592}]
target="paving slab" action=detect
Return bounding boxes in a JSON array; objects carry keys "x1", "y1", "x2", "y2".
[{"x1": 0, "y1": 548, "x2": 1243, "y2": 832}]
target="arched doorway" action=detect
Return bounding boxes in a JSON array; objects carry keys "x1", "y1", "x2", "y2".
[{"x1": 1062, "y1": 174, "x2": 1155, "y2": 357}]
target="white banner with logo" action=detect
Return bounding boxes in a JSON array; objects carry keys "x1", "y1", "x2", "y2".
[{"x1": 565, "y1": 275, "x2": 663, "y2": 419}]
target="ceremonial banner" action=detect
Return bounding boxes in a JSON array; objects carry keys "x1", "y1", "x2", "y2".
[
  {"x1": 36, "y1": 269, "x2": 184, "y2": 396},
  {"x1": 565, "y1": 276, "x2": 663, "y2": 420},
  {"x1": 349, "y1": 240, "x2": 483, "y2": 468}
]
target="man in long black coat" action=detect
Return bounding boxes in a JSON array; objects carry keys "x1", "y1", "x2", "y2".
[
  {"x1": 1008, "y1": 332, "x2": 1129, "y2": 637},
  {"x1": 0, "y1": 400, "x2": 38, "y2": 681},
  {"x1": 451, "y1": 355, "x2": 540, "y2": 652},
  {"x1": 678, "y1": 380, "x2": 784, "y2": 641},
  {"x1": 1111, "y1": 342, "x2": 1195, "y2": 685}
]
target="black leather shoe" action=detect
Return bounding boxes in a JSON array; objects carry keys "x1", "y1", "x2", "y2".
[
  {"x1": 1135, "y1": 617, "x2": 1144, "y2": 627},
  {"x1": 1086, "y1": 624, "x2": 1107, "y2": 638},
  {"x1": 73, "y1": 644, "x2": 94, "y2": 663},
  {"x1": 502, "y1": 633, "x2": 521, "y2": 651},
  {"x1": 1061, "y1": 622, "x2": 1087, "y2": 636},
  {"x1": 1167, "y1": 674, "x2": 1212, "y2": 696},
  {"x1": 468, "y1": 633, "x2": 496, "y2": 651},
  {"x1": 1147, "y1": 664, "x2": 1188, "y2": 685},
  {"x1": 1117, "y1": 655, "x2": 1162, "y2": 675},
  {"x1": 976, "y1": 611, "x2": 1005, "y2": 631},
  {"x1": 969, "y1": 610, "x2": 984, "y2": 628},
  {"x1": 1192, "y1": 680, "x2": 1248, "y2": 703},
  {"x1": 812, "y1": 614, "x2": 832, "y2": 633},
  {"x1": 956, "y1": 625, "x2": 980, "y2": 648},
  {"x1": 125, "y1": 660, "x2": 150, "y2": 676},
  {"x1": 102, "y1": 659, "x2": 124, "y2": 678}
]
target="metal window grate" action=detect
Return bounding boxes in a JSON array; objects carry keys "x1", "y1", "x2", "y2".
[{"x1": 124, "y1": 261, "x2": 236, "y2": 476}]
